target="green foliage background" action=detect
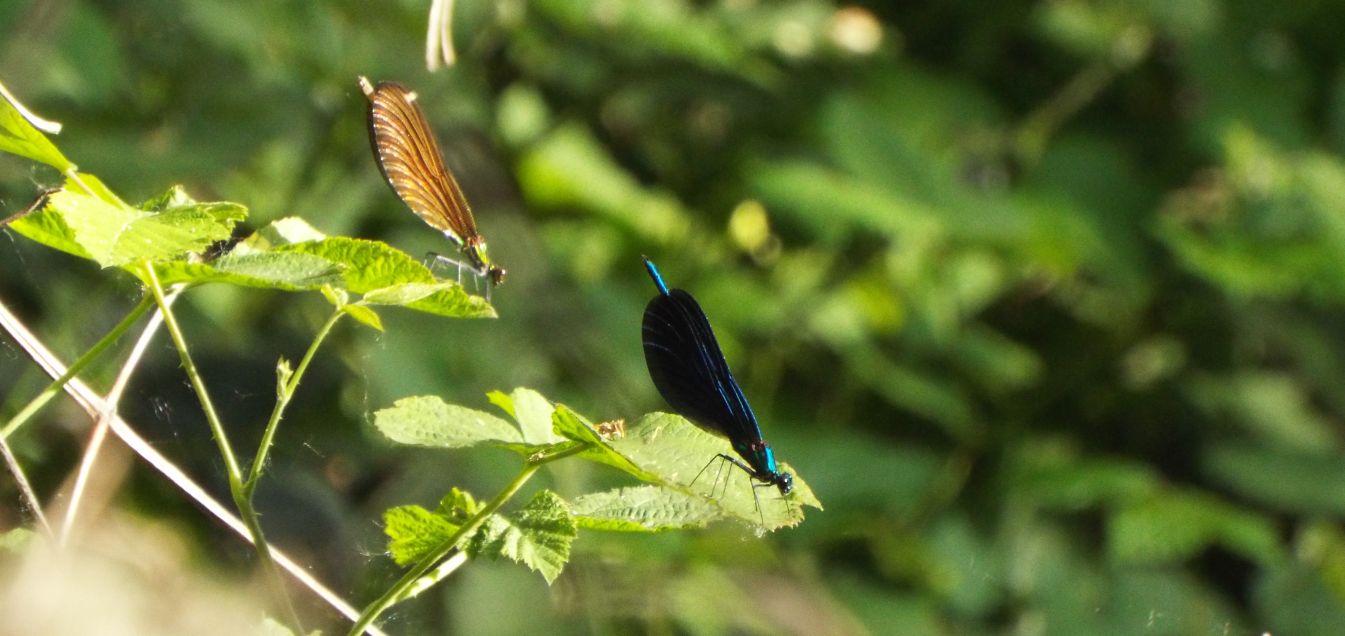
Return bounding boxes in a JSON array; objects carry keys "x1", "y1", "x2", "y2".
[{"x1": 5, "y1": 0, "x2": 1345, "y2": 633}]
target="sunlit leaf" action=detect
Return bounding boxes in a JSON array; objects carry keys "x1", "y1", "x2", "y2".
[
  {"x1": 0, "y1": 84, "x2": 73, "y2": 171},
  {"x1": 374, "y1": 395, "x2": 526, "y2": 450},
  {"x1": 603, "y1": 412, "x2": 821, "y2": 530},
  {"x1": 466, "y1": 490, "x2": 576, "y2": 584},
  {"x1": 20, "y1": 183, "x2": 244, "y2": 269},
  {"x1": 342, "y1": 303, "x2": 384, "y2": 332},
  {"x1": 384, "y1": 504, "x2": 460, "y2": 567},
  {"x1": 572, "y1": 485, "x2": 720, "y2": 532}
]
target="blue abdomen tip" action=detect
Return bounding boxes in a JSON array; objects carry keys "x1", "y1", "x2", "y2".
[{"x1": 642, "y1": 256, "x2": 670, "y2": 295}]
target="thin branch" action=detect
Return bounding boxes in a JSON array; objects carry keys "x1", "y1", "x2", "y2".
[
  {"x1": 60, "y1": 287, "x2": 180, "y2": 544},
  {"x1": 0, "y1": 434, "x2": 52, "y2": 537},
  {"x1": 0, "y1": 296, "x2": 387, "y2": 636},
  {"x1": 399, "y1": 552, "x2": 468, "y2": 602},
  {"x1": 1013, "y1": 62, "x2": 1117, "y2": 165},
  {"x1": 1, "y1": 294, "x2": 155, "y2": 439}
]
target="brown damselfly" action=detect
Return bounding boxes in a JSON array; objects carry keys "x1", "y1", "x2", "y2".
[{"x1": 359, "y1": 76, "x2": 505, "y2": 298}]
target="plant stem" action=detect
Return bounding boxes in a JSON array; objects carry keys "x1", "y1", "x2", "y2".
[
  {"x1": 0, "y1": 295, "x2": 384, "y2": 633},
  {"x1": 348, "y1": 461, "x2": 543, "y2": 636},
  {"x1": 143, "y1": 264, "x2": 301, "y2": 630},
  {"x1": 1, "y1": 294, "x2": 155, "y2": 439},
  {"x1": 144, "y1": 266, "x2": 243, "y2": 480},
  {"x1": 245, "y1": 309, "x2": 345, "y2": 494}
]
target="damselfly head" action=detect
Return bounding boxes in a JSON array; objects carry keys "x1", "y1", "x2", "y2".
[{"x1": 487, "y1": 266, "x2": 507, "y2": 286}]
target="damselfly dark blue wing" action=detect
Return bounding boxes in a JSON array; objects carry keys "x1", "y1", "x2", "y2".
[{"x1": 642, "y1": 285, "x2": 764, "y2": 445}]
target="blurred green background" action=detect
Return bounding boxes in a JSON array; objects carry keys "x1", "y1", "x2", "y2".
[{"x1": 5, "y1": 0, "x2": 1345, "y2": 633}]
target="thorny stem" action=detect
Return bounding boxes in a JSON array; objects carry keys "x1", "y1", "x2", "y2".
[
  {"x1": 144, "y1": 267, "x2": 242, "y2": 479},
  {"x1": 245, "y1": 309, "x2": 345, "y2": 494},
  {"x1": 143, "y1": 264, "x2": 302, "y2": 631}
]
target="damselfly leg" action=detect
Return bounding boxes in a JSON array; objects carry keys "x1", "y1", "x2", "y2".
[{"x1": 424, "y1": 252, "x2": 493, "y2": 301}]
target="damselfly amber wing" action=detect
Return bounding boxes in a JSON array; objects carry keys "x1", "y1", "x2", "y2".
[{"x1": 360, "y1": 76, "x2": 505, "y2": 286}]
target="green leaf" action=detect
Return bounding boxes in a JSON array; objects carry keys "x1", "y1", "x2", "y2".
[
  {"x1": 384, "y1": 504, "x2": 460, "y2": 567},
  {"x1": 374, "y1": 395, "x2": 526, "y2": 449},
  {"x1": 752, "y1": 159, "x2": 940, "y2": 242},
  {"x1": 1188, "y1": 372, "x2": 1337, "y2": 453},
  {"x1": 516, "y1": 123, "x2": 691, "y2": 241},
  {"x1": 1012, "y1": 457, "x2": 1159, "y2": 511},
  {"x1": 554, "y1": 405, "x2": 653, "y2": 481},
  {"x1": 279, "y1": 237, "x2": 495, "y2": 318},
  {"x1": 7, "y1": 197, "x2": 89, "y2": 260},
  {"x1": 363, "y1": 281, "x2": 495, "y2": 319},
  {"x1": 150, "y1": 252, "x2": 345, "y2": 290},
  {"x1": 551, "y1": 403, "x2": 605, "y2": 446},
  {"x1": 342, "y1": 303, "x2": 384, "y2": 331},
  {"x1": 0, "y1": 83, "x2": 73, "y2": 171},
  {"x1": 239, "y1": 216, "x2": 328, "y2": 250},
  {"x1": 509, "y1": 387, "x2": 561, "y2": 445},
  {"x1": 467, "y1": 490, "x2": 577, "y2": 584},
  {"x1": 37, "y1": 186, "x2": 241, "y2": 268},
  {"x1": 361, "y1": 282, "x2": 458, "y2": 305},
  {"x1": 434, "y1": 487, "x2": 482, "y2": 521},
  {"x1": 383, "y1": 488, "x2": 485, "y2": 566},
  {"x1": 137, "y1": 184, "x2": 194, "y2": 212},
  {"x1": 277, "y1": 237, "x2": 436, "y2": 293},
  {"x1": 70, "y1": 173, "x2": 128, "y2": 207},
  {"x1": 572, "y1": 485, "x2": 721, "y2": 532},
  {"x1": 375, "y1": 392, "x2": 820, "y2": 531},
  {"x1": 1108, "y1": 491, "x2": 1281, "y2": 566},
  {"x1": 603, "y1": 412, "x2": 821, "y2": 530},
  {"x1": 486, "y1": 390, "x2": 517, "y2": 420},
  {"x1": 136, "y1": 185, "x2": 245, "y2": 222}
]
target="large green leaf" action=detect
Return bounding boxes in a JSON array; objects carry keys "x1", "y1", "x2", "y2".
[
  {"x1": 571, "y1": 485, "x2": 721, "y2": 532},
  {"x1": 602, "y1": 412, "x2": 821, "y2": 530},
  {"x1": 373, "y1": 395, "x2": 528, "y2": 451},
  {"x1": 384, "y1": 488, "x2": 483, "y2": 566},
  {"x1": 277, "y1": 237, "x2": 434, "y2": 294},
  {"x1": 10, "y1": 182, "x2": 243, "y2": 269},
  {"x1": 152, "y1": 252, "x2": 344, "y2": 290},
  {"x1": 280, "y1": 237, "x2": 495, "y2": 318}
]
